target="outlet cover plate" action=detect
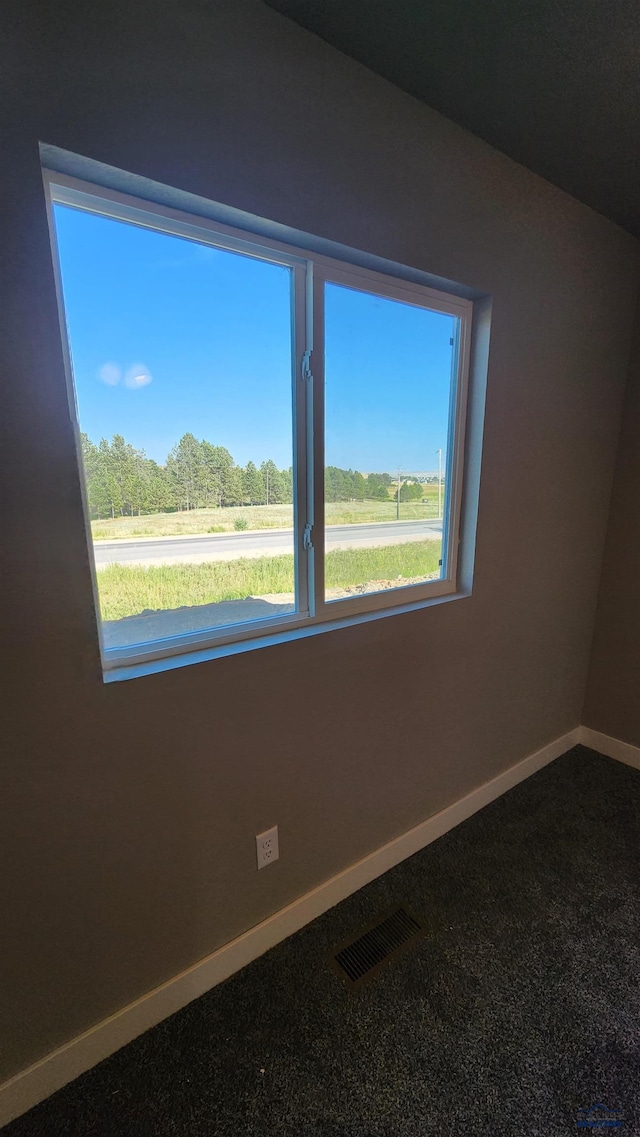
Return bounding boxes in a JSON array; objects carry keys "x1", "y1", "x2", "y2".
[{"x1": 256, "y1": 825, "x2": 279, "y2": 870}]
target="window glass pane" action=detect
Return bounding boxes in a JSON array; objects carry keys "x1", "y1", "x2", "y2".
[
  {"x1": 324, "y1": 281, "x2": 455, "y2": 602},
  {"x1": 52, "y1": 204, "x2": 296, "y2": 652}
]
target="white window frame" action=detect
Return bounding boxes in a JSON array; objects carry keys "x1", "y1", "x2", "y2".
[{"x1": 43, "y1": 170, "x2": 473, "y2": 679}]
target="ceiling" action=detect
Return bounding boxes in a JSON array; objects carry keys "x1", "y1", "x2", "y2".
[{"x1": 263, "y1": 0, "x2": 640, "y2": 239}]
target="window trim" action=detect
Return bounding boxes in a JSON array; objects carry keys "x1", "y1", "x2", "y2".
[{"x1": 43, "y1": 169, "x2": 474, "y2": 679}]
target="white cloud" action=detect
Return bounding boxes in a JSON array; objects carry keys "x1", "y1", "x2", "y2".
[
  {"x1": 98, "y1": 362, "x2": 121, "y2": 386},
  {"x1": 124, "y1": 363, "x2": 153, "y2": 389}
]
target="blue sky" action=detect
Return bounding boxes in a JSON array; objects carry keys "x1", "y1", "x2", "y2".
[{"x1": 53, "y1": 204, "x2": 455, "y2": 473}]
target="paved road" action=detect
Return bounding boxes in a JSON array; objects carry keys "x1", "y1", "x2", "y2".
[{"x1": 93, "y1": 519, "x2": 443, "y2": 568}]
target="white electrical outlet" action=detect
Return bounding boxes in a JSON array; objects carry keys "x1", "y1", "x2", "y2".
[{"x1": 256, "y1": 825, "x2": 279, "y2": 870}]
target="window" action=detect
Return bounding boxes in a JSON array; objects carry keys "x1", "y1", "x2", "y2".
[{"x1": 45, "y1": 171, "x2": 473, "y2": 678}]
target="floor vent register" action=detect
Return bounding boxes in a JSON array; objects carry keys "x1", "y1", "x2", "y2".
[{"x1": 330, "y1": 906, "x2": 426, "y2": 991}]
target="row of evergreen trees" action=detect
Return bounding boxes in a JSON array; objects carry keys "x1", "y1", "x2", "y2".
[{"x1": 80, "y1": 433, "x2": 415, "y2": 519}]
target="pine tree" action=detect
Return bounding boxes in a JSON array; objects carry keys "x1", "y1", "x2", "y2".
[
  {"x1": 80, "y1": 433, "x2": 110, "y2": 518},
  {"x1": 167, "y1": 433, "x2": 202, "y2": 511},
  {"x1": 243, "y1": 460, "x2": 264, "y2": 504}
]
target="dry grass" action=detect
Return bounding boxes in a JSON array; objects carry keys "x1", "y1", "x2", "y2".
[{"x1": 92, "y1": 490, "x2": 441, "y2": 541}]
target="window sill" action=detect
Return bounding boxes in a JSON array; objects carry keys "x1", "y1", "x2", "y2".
[{"x1": 103, "y1": 585, "x2": 469, "y2": 683}]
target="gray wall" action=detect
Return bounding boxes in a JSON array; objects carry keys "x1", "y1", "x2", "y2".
[
  {"x1": 2, "y1": 0, "x2": 637, "y2": 1081},
  {"x1": 584, "y1": 308, "x2": 640, "y2": 740}
]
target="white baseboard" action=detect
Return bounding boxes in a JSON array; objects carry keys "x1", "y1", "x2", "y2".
[
  {"x1": 0, "y1": 726, "x2": 581, "y2": 1129},
  {"x1": 578, "y1": 725, "x2": 640, "y2": 770}
]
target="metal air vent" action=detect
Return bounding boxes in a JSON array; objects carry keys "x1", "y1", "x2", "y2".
[{"x1": 330, "y1": 906, "x2": 425, "y2": 990}]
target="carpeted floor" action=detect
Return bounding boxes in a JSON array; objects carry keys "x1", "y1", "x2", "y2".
[{"x1": 4, "y1": 745, "x2": 640, "y2": 1136}]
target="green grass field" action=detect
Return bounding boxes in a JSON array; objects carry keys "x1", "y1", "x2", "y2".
[
  {"x1": 91, "y1": 491, "x2": 441, "y2": 541},
  {"x1": 98, "y1": 540, "x2": 442, "y2": 621}
]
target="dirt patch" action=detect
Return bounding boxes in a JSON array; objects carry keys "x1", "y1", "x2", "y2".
[
  {"x1": 102, "y1": 595, "x2": 295, "y2": 649},
  {"x1": 103, "y1": 573, "x2": 441, "y2": 650},
  {"x1": 260, "y1": 573, "x2": 439, "y2": 606},
  {"x1": 326, "y1": 572, "x2": 440, "y2": 600}
]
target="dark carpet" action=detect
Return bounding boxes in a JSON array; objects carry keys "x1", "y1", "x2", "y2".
[{"x1": 5, "y1": 745, "x2": 640, "y2": 1136}]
